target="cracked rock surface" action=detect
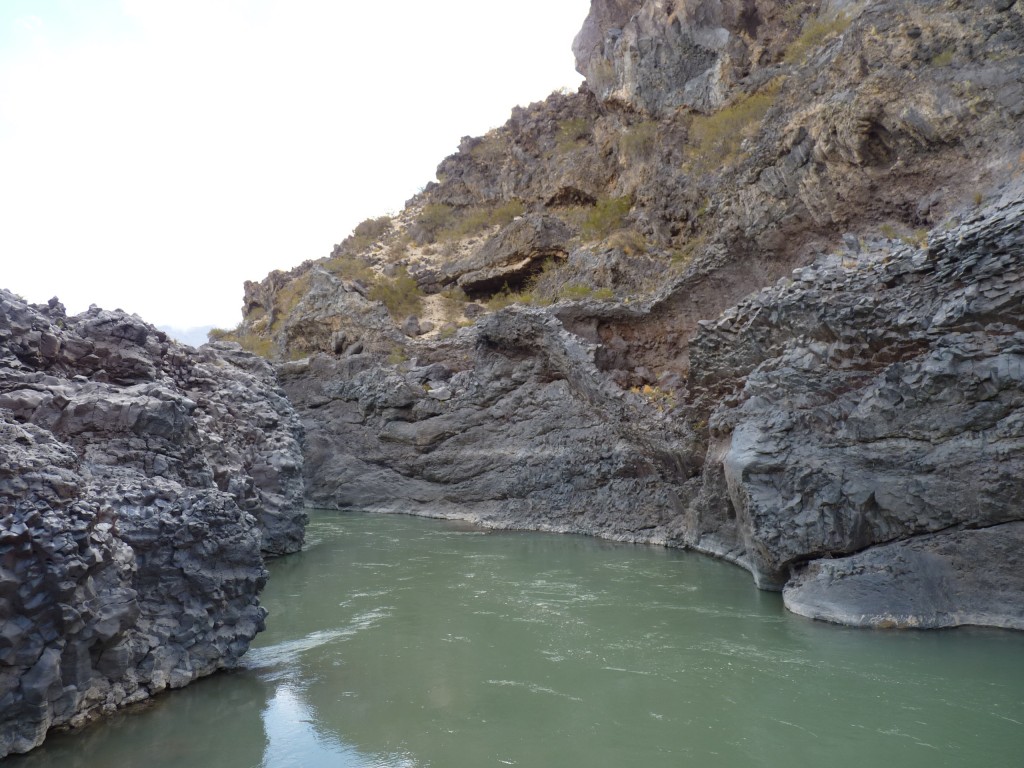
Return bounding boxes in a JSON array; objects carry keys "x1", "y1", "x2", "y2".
[{"x1": 0, "y1": 291, "x2": 305, "y2": 757}]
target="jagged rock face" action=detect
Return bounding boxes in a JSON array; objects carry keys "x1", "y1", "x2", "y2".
[
  {"x1": 0, "y1": 291, "x2": 305, "y2": 756},
  {"x1": 430, "y1": 89, "x2": 615, "y2": 210},
  {"x1": 437, "y1": 214, "x2": 575, "y2": 298},
  {"x1": 574, "y1": 0, "x2": 808, "y2": 115},
  {"x1": 680, "y1": 190, "x2": 1024, "y2": 622}
]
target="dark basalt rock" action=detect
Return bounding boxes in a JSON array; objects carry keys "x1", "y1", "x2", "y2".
[
  {"x1": 681, "y1": 191, "x2": 1024, "y2": 613},
  {"x1": 0, "y1": 290, "x2": 305, "y2": 757}
]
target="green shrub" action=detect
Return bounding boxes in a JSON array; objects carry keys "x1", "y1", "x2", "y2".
[
  {"x1": 931, "y1": 48, "x2": 954, "y2": 67},
  {"x1": 556, "y1": 118, "x2": 592, "y2": 151},
  {"x1": 416, "y1": 203, "x2": 456, "y2": 243},
  {"x1": 437, "y1": 200, "x2": 525, "y2": 241},
  {"x1": 207, "y1": 327, "x2": 233, "y2": 342},
  {"x1": 619, "y1": 121, "x2": 658, "y2": 162},
  {"x1": 470, "y1": 131, "x2": 505, "y2": 164},
  {"x1": 324, "y1": 254, "x2": 375, "y2": 283},
  {"x1": 368, "y1": 266, "x2": 423, "y2": 320},
  {"x1": 581, "y1": 196, "x2": 632, "y2": 240},
  {"x1": 783, "y1": 13, "x2": 850, "y2": 64},
  {"x1": 689, "y1": 79, "x2": 782, "y2": 168},
  {"x1": 557, "y1": 284, "x2": 615, "y2": 301},
  {"x1": 607, "y1": 229, "x2": 648, "y2": 256}
]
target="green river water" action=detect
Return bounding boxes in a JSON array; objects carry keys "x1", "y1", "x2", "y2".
[{"x1": 11, "y1": 510, "x2": 1024, "y2": 767}]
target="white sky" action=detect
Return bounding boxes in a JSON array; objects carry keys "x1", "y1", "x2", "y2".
[{"x1": 0, "y1": 0, "x2": 590, "y2": 330}]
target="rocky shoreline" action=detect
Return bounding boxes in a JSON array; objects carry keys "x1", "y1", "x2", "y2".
[{"x1": 0, "y1": 292, "x2": 304, "y2": 757}]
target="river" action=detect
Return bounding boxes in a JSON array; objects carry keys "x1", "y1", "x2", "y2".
[{"x1": 11, "y1": 510, "x2": 1024, "y2": 767}]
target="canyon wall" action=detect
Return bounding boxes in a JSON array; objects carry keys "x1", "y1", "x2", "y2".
[
  {"x1": 221, "y1": 0, "x2": 1024, "y2": 630},
  {"x1": 0, "y1": 291, "x2": 305, "y2": 756}
]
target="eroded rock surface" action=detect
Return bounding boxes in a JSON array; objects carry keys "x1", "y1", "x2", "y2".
[
  {"x1": 782, "y1": 523, "x2": 1024, "y2": 629},
  {"x1": 682, "y1": 191, "x2": 1024, "y2": 610},
  {"x1": 0, "y1": 291, "x2": 304, "y2": 756},
  {"x1": 285, "y1": 308, "x2": 696, "y2": 538}
]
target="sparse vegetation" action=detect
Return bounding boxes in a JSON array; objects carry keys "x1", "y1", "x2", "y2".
[
  {"x1": 440, "y1": 286, "x2": 469, "y2": 323},
  {"x1": 486, "y1": 283, "x2": 539, "y2": 311},
  {"x1": 931, "y1": 48, "x2": 955, "y2": 67},
  {"x1": 387, "y1": 346, "x2": 408, "y2": 365},
  {"x1": 416, "y1": 203, "x2": 456, "y2": 243},
  {"x1": 619, "y1": 121, "x2": 659, "y2": 162},
  {"x1": 581, "y1": 196, "x2": 632, "y2": 240},
  {"x1": 689, "y1": 79, "x2": 782, "y2": 169},
  {"x1": 207, "y1": 326, "x2": 274, "y2": 358},
  {"x1": 368, "y1": 266, "x2": 423, "y2": 320},
  {"x1": 271, "y1": 273, "x2": 312, "y2": 332},
  {"x1": 670, "y1": 234, "x2": 707, "y2": 265},
  {"x1": 629, "y1": 384, "x2": 677, "y2": 412},
  {"x1": 607, "y1": 229, "x2": 648, "y2": 256},
  {"x1": 234, "y1": 334, "x2": 274, "y2": 358},
  {"x1": 901, "y1": 229, "x2": 929, "y2": 248},
  {"x1": 324, "y1": 254, "x2": 375, "y2": 283},
  {"x1": 386, "y1": 232, "x2": 412, "y2": 262},
  {"x1": 556, "y1": 117, "x2": 592, "y2": 151},
  {"x1": 470, "y1": 131, "x2": 505, "y2": 164},
  {"x1": 341, "y1": 215, "x2": 393, "y2": 254},
  {"x1": 879, "y1": 223, "x2": 898, "y2": 239},
  {"x1": 557, "y1": 284, "x2": 615, "y2": 301},
  {"x1": 438, "y1": 200, "x2": 525, "y2": 240},
  {"x1": 783, "y1": 13, "x2": 850, "y2": 64},
  {"x1": 415, "y1": 200, "x2": 525, "y2": 244},
  {"x1": 588, "y1": 57, "x2": 617, "y2": 95}
]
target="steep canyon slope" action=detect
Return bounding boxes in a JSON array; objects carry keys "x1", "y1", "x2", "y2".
[{"x1": 227, "y1": 0, "x2": 1024, "y2": 629}]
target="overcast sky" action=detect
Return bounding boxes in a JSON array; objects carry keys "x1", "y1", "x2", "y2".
[{"x1": 0, "y1": 0, "x2": 591, "y2": 331}]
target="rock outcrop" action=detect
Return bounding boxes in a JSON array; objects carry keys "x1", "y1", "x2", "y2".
[
  {"x1": 682, "y1": 190, "x2": 1024, "y2": 627},
  {"x1": 0, "y1": 291, "x2": 305, "y2": 757},
  {"x1": 283, "y1": 307, "x2": 695, "y2": 538}
]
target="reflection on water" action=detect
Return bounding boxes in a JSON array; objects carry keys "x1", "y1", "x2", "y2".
[{"x1": 13, "y1": 510, "x2": 1024, "y2": 768}]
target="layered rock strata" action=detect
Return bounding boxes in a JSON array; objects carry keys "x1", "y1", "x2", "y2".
[
  {"x1": 683, "y1": 190, "x2": 1024, "y2": 629},
  {"x1": 0, "y1": 291, "x2": 305, "y2": 757},
  {"x1": 226, "y1": 0, "x2": 1024, "y2": 630}
]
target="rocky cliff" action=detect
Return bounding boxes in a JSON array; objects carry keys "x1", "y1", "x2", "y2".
[
  {"x1": 0, "y1": 291, "x2": 305, "y2": 756},
  {"x1": 225, "y1": 0, "x2": 1023, "y2": 629}
]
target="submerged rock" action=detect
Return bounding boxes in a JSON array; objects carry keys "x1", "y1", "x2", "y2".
[{"x1": 0, "y1": 290, "x2": 305, "y2": 757}]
